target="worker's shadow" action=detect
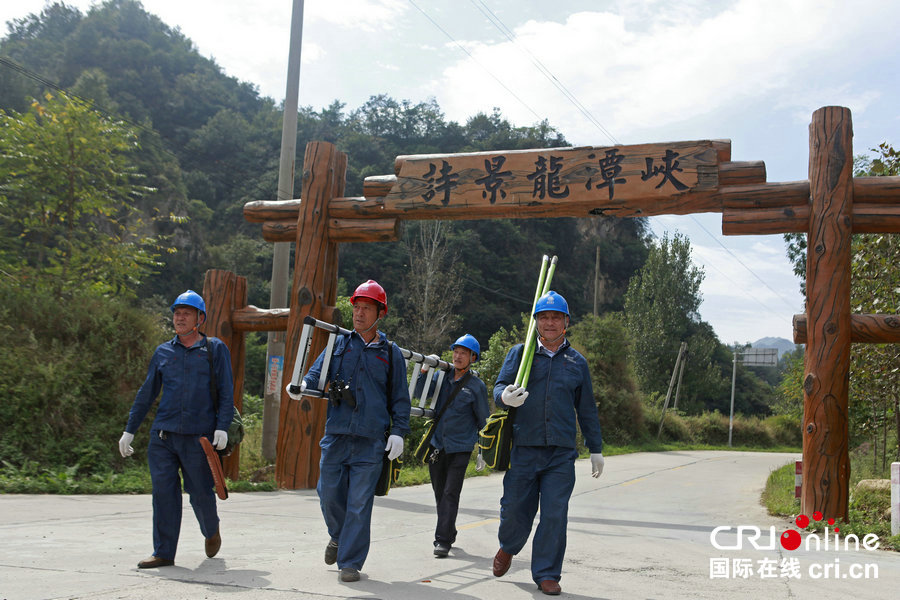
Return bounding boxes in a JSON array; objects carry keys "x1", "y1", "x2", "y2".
[
  {"x1": 138, "y1": 559, "x2": 272, "y2": 590},
  {"x1": 360, "y1": 546, "x2": 607, "y2": 600}
]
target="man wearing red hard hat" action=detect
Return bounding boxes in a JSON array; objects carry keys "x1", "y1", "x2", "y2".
[{"x1": 300, "y1": 280, "x2": 411, "y2": 583}]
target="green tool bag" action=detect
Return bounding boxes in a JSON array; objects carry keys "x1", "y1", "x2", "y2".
[
  {"x1": 375, "y1": 452, "x2": 402, "y2": 497},
  {"x1": 477, "y1": 408, "x2": 515, "y2": 471},
  {"x1": 413, "y1": 419, "x2": 437, "y2": 464},
  {"x1": 205, "y1": 335, "x2": 244, "y2": 456}
]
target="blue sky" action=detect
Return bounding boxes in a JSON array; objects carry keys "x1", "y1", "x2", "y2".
[{"x1": 4, "y1": 0, "x2": 899, "y2": 345}]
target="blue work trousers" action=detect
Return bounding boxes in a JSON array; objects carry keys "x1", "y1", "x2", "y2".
[
  {"x1": 147, "y1": 431, "x2": 219, "y2": 560},
  {"x1": 498, "y1": 445, "x2": 577, "y2": 584},
  {"x1": 317, "y1": 434, "x2": 384, "y2": 570}
]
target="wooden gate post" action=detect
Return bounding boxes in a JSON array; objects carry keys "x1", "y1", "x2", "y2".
[
  {"x1": 803, "y1": 106, "x2": 854, "y2": 520},
  {"x1": 276, "y1": 141, "x2": 346, "y2": 489},
  {"x1": 202, "y1": 268, "x2": 248, "y2": 480}
]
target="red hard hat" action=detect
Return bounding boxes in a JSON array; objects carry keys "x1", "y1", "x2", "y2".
[{"x1": 350, "y1": 279, "x2": 387, "y2": 314}]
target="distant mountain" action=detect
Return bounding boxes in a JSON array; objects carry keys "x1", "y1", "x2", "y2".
[{"x1": 752, "y1": 337, "x2": 798, "y2": 358}]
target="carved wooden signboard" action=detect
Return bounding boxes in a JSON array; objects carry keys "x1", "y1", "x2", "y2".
[{"x1": 384, "y1": 141, "x2": 719, "y2": 217}]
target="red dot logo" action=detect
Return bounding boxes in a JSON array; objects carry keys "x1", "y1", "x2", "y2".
[
  {"x1": 781, "y1": 530, "x2": 802, "y2": 551},
  {"x1": 795, "y1": 514, "x2": 810, "y2": 528},
  {"x1": 812, "y1": 511, "x2": 823, "y2": 521}
]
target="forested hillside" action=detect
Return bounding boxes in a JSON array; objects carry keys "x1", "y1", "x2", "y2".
[
  {"x1": 0, "y1": 0, "x2": 648, "y2": 347},
  {"x1": 1, "y1": 1, "x2": 796, "y2": 481}
]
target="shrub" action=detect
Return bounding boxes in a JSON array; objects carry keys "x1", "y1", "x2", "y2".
[
  {"x1": 686, "y1": 411, "x2": 731, "y2": 445},
  {"x1": 766, "y1": 414, "x2": 802, "y2": 446},
  {"x1": 644, "y1": 406, "x2": 692, "y2": 442},
  {"x1": 0, "y1": 281, "x2": 164, "y2": 473}
]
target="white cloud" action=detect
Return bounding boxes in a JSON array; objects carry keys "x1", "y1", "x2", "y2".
[{"x1": 430, "y1": 0, "x2": 900, "y2": 145}]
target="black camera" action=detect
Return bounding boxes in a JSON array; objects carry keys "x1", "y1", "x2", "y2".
[{"x1": 328, "y1": 379, "x2": 356, "y2": 408}]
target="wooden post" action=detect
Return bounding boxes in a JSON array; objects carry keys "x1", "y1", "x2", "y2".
[
  {"x1": 276, "y1": 141, "x2": 346, "y2": 489},
  {"x1": 201, "y1": 269, "x2": 247, "y2": 481},
  {"x1": 802, "y1": 107, "x2": 854, "y2": 520}
]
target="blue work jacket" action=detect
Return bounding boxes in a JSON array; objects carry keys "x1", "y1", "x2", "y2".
[
  {"x1": 414, "y1": 368, "x2": 490, "y2": 453},
  {"x1": 493, "y1": 341, "x2": 603, "y2": 453},
  {"x1": 304, "y1": 330, "x2": 411, "y2": 440},
  {"x1": 126, "y1": 335, "x2": 234, "y2": 435}
]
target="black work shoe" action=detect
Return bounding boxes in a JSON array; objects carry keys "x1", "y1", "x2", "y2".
[
  {"x1": 433, "y1": 542, "x2": 450, "y2": 558},
  {"x1": 137, "y1": 556, "x2": 174, "y2": 568},
  {"x1": 339, "y1": 567, "x2": 360, "y2": 582},
  {"x1": 324, "y1": 540, "x2": 338, "y2": 565},
  {"x1": 205, "y1": 528, "x2": 221, "y2": 558}
]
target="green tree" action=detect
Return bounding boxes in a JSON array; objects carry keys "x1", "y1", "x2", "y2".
[
  {"x1": 624, "y1": 232, "x2": 704, "y2": 397},
  {"x1": 848, "y1": 143, "x2": 899, "y2": 465},
  {"x1": 568, "y1": 313, "x2": 645, "y2": 443},
  {"x1": 0, "y1": 91, "x2": 162, "y2": 297}
]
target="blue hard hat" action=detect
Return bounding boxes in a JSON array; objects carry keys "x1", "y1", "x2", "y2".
[
  {"x1": 450, "y1": 333, "x2": 480, "y2": 361},
  {"x1": 171, "y1": 289, "x2": 206, "y2": 315},
  {"x1": 533, "y1": 290, "x2": 569, "y2": 317}
]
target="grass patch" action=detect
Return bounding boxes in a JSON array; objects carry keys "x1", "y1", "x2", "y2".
[{"x1": 762, "y1": 462, "x2": 900, "y2": 551}]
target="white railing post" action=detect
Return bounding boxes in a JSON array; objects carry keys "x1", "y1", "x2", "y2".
[{"x1": 891, "y1": 462, "x2": 899, "y2": 536}]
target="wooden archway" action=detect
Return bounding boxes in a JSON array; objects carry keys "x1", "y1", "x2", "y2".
[{"x1": 231, "y1": 105, "x2": 899, "y2": 520}]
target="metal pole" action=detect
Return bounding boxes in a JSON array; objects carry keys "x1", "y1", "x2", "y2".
[
  {"x1": 262, "y1": 0, "x2": 304, "y2": 461},
  {"x1": 728, "y1": 346, "x2": 737, "y2": 447},
  {"x1": 593, "y1": 246, "x2": 600, "y2": 316}
]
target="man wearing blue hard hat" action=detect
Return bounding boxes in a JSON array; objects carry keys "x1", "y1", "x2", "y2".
[
  {"x1": 415, "y1": 334, "x2": 490, "y2": 558},
  {"x1": 117, "y1": 290, "x2": 234, "y2": 568},
  {"x1": 491, "y1": 290, "x2": 604, "y2": 596}
]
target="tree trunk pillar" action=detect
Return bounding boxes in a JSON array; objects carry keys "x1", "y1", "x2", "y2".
[
  {"x1": 201, "y1": 269, "x2": 247, "y2": 481},
  {"x1": 802, "y1": 107, "x2": 854, "y2": 520},
  {"x1": 276, "y1": 142, "x2": 345, "y2": 489}
]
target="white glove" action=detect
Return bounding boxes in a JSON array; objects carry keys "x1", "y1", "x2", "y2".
[
  {"x1": 501, "y1": 384, "x2": 528, "y2": 407},
  {"x1": 118, "y1": 432, "x2": 134, "y2": 458},
  {"x1": 213, "y1": 430, "x2": 228, "y2": 451},
  {"x1": 385, "y1": 434, "x2": 404, "y2": 460},
  {"x1": 591, "y1": 453, "x2": 605, "y2": 478},
  {"x1": 421, "y1": 354, "x2": 439, "y2": 373},
  {"x1": 286, "y1": 380, "x2": 307, "y2": 401}
]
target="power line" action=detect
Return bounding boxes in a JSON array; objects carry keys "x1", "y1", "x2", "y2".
[
  {"x1": 407, "y1": 0, "x2": 544, "y2": 123},
  {"x1": 687, "y1": 214, "x2": 799, "y2": 314},
  {"x1": 470, "y1": 0, "x2": 619, "y2": 145}
]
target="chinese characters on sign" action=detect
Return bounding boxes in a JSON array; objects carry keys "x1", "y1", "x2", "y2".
[{"x1": 417, "y1": 146, "x2": 696, "y2": 205}]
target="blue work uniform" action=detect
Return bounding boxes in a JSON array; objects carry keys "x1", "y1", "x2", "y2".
[
  {"x1": 493, "y1": 339, "x2": 602, "y2": 585},
  {"x1": 303, "y1": 330, "x2": 411, "y2": 571},
  {"x1": 126, "y1": 335, "x2": 234, "y2": 561},
  {"x1": 415, "y1": 368, "x2": 490, "y2": 545}
]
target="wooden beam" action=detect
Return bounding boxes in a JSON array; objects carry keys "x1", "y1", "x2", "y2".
[
  {"x1": 802, "y1": 106, "x2": 853, "y2": 521},
  {"x1": 243, "y1": 199, "x2": 302, "y2": 223},
  {"x1": 854, "y1": 175, "x2": 900, "y2": 203},
  {"x1": 260, "y1": 218, "x2": 401, "y2": 243},
  {"x1": 722, "y1": 205, "x2": 809, "y2": 235},
  {"x1": 363, "y1": 174, "x2": 395, "y2": 198},
  {"x1": 793, "y1": 313, "x2": 900, "y2": 344},
  {"x1": 722, "y1": 202, "x2": 900, "y2": 235},
  {"x1": 232, "y1": 306, "x2": 290, "y2": 332},
  {"x1": 246, "y1": 174, "x2": 899, "y2": 226},
  {"x1": 718, "y1": 160, "x2": 766, "y2": 186}
]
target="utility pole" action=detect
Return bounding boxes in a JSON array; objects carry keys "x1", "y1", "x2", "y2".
[
  {"x1": 728, "y1": 346, "x2": 738, "y2": 447},
  {"x1": 262, "y1": 0, "x2": 304, "y2": 461},
  {"x1": 593, "y1": 246, "x2": 600, "y2": 316},
  {"x1": 657, "y1": 342, "x2": 687, "y2": 439}
]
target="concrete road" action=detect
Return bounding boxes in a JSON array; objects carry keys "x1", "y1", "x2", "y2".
[{"x1": 1, "y1": 450, "x2": 897, "y2": 599}]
